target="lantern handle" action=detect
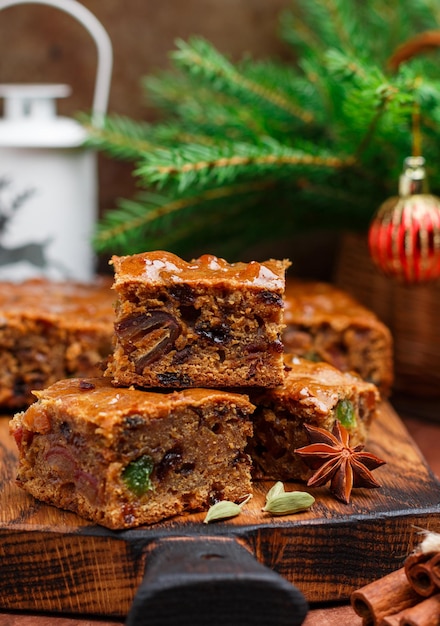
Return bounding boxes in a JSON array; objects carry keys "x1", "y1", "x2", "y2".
[{"x1": 0, "y1": 0, "x2": 112, "y2": 126}]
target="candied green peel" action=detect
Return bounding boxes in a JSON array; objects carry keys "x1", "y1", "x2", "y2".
[
  {"x1": 335, "y1": 399, "x2": 356, "y2": 429},
  {"x1": 122, "y1": 454, "x2": 154, "y2": 496}
]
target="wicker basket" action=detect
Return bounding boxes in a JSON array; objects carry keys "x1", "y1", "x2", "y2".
[{"x1": 334, "y1": 232, "x2": 440, "y2": 403}]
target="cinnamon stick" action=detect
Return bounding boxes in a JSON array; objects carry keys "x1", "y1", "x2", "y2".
[
  {"x1": 405, "y1": 552, "x2": 438, "y2": 597},
  {"x1": 384, "y1": 592, "x2": 440, "y2": 626},
  {"x1": 428, "y1": 552, "x2": 440, "y2": 589},
  {"x1": 380, "y1": 615, "x2": 401, "y2": 626},
  {"x1": 350, "y1": 567, "x2": 421, "y2": 626}
]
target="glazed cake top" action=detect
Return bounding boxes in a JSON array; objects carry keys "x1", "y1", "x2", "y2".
[
  {"x1": 22, "y1": 377, "x2": 255, "y2": 434},
  {"x1": 283, "y1": 279, "x2": 388, "y2": 330},
  {"x1": 111, "y1": 251, "x2": 290, "y2": 291},
  {"x1": 266, "y1": 354, "x2": 380, "y2": 415},
  {"x1": 0, "y1": 278, "x2": 114, "y2": 327}
]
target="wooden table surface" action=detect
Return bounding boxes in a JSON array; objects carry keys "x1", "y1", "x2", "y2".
[{"x1": 0, "y1": 409, "x2": 438, "y2": 626}]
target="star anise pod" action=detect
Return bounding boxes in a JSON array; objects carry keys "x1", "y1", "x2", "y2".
[{"x1": 294, "y1": 420, "x2": 386, "y2": 504}]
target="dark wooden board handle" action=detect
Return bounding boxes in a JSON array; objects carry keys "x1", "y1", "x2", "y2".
[{"x1": 126, "y1": 535, "x2": 308, "y2": 626}]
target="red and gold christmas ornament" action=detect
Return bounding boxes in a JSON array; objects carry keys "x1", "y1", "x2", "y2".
[{"x1": 368, "y1": 156, "x2": 440, "y2": 284}]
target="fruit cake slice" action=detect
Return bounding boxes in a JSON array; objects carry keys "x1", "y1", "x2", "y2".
[
  {"x1": 10, "y1": 377, "x2": 254, "y2": 529},
  {"x1": 282, "y1": 279, "x2": 393, "y2": 397},
  {"x1": 248, "y1": 354, "x2": 380, "y2": 482},
  {"x1": 106, "y1": 251, "x2": 290, "y2": 389},
  {"x1": 0, "y1": 278, "x2": 114, "y2": 409}
]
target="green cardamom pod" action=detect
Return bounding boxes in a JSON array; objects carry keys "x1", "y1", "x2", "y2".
[
  {"x1": 203, "y1": 493, "x2": 252, "y2": 524},
  {"x1": 265, "y1": 481, "x2": 285, "y2": 501},
  {"x1": 263, "y1": 490, "x2": 315, "y2": 516}
]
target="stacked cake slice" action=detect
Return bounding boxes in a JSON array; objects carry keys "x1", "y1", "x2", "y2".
[
  {"x1": 10, "y1": 251, "x2": 383, "y2": 529},
  {"x1": 106, "y1": 251, "x2": 289, "y2": 388},
  {"x1": 10, "y1": 252, "x2": 289, "y2": 528},
  {"x1": 11, "y1": 377, "x2": 255, "y2": 529}
]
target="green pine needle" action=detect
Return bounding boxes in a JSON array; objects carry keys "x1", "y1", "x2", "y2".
[
  {"x1": 135, "y1": 140, "x2": 353, "y2": 193},
  {"x1": 171, "y1": 36, "x2": 314, "y2": 125},
  {"x1": 82, "y1": 114, "x2": 154, "y2": 160}
]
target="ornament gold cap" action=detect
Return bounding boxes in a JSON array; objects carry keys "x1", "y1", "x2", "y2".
[{"x1": 399, "y1": 156, "x2": 428, "y2": 196}]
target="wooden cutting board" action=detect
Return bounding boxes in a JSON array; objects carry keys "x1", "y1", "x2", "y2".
[{"x1": 1, "y1": 402, "x2": 440, "y2": 619}]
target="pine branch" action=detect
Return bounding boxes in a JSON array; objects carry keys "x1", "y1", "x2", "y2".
[
  {"x1": 94, "y1": 181, "x2": 278, "y2": 255},
  {"x1": 280, "y1": 0, "x2": 362, "y2": 58},
  {"x1": 136, "y1": 140, "x2": 353, "y2": 193},
  {"x1": 144, "y1": 71, "x2": 238, "y2": 118},
  {"x1": 171, "y1": 37, "x2": 314, "y2": 124},
  {"x1": 88, "y1": 0, "x2": 440, "y2": 258},
  {"x1": 82, "y1": 114, "x2": 154, "y2": 161},
  {"x1": 144, "y1": 71, "x2": 276, "y2": 141}
]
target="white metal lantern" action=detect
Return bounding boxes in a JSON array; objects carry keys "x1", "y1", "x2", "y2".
[{"x1": 0, "y1": 0, "x2": 112, "y2": 282}]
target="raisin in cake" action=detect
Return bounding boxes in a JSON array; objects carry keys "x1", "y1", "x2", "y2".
[
  {"x1": 10, "y1": 377, "x2": 254, "y2": 529},
  {"x1": 282, "y1": 279, "x2": 393, "y2": 397},
  {"x1": 0, "y1": 278, "x2": 114, "y2": 409},
  {"x1": 248, "y1": 354, "x2": 380, "y2": 482},
  {"x1": 106, "y1": 251, "x2": 290, "y2": 389}
]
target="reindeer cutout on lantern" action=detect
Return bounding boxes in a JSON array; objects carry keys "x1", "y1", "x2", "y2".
[{"x1": 0, "y1": 177, "x2": 69, "y2": 277}]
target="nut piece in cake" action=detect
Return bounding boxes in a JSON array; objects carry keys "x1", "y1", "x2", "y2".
[
  {"x1": 282, "y1": 279, "x2": 393, "y2": 397},
  {"x1": 248, "y1": 354, "x2": 380, "y2": 482},
  {"x1": 0, "y1": 278, "x2": 114, "y2": 409},
  {"x1": 9, "y1": 377, "x2": 255, "y2": 529},
  {"x1": 106, "y1": 251, "x2": 290, "y2": 388}
]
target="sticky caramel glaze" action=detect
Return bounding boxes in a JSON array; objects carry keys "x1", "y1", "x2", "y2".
[
  {"x1": 21, "y1": 377, "x2": 255, "y2": 435},
  {"x1": 0, "y1": 278, "x2": 115, "y2": 327},
  {"x1": 111, "y1": 251, "x2": 290, "y2": 290},
  {"x1": 280, "y1": 354, "x2": 380, "y2": 413},
  {"x1": 283, "y1": 279, "x2": 383, "y2": 326}
]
